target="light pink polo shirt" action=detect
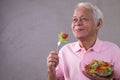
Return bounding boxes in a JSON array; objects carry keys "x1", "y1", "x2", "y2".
[{"x1": 56, "y1": 38, "x2": 120, "y2": 80}]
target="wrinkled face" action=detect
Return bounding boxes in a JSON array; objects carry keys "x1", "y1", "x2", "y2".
[{"x1": 71, "y1": 7, "x2": 99, "y2": 40}]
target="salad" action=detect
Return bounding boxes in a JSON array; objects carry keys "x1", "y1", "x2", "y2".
[{"x1": 85, "y1": 59, "x2": 113, "y2": 77}]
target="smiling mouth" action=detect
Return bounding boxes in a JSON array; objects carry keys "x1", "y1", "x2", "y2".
[{"x1": 75, "y1": 29, "x2": 84, "y2": 32}]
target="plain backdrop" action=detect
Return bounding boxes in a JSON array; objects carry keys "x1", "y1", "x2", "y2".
[{"x1": 0, "y1": 0, "x2": 120, "y2": 80}]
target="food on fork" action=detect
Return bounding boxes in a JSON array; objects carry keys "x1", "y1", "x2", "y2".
[
  {"x1": 57, "y1": 32, "x2": 69, "y2": 51},
  {"x1": 58, "y1": 32, "x2": 68, "y2": 43}
]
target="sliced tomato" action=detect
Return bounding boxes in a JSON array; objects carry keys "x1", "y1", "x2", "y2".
[
  {"x1": 96, "y1": 67, "x2": 105, "y2": 74},
  {"x1": 103, "y1": 62, "x2": 109, "y2": 67}
]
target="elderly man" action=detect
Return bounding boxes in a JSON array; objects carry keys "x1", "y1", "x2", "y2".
[{"x1": 47, "y1": 2, "x2": 120, "y2": 80}]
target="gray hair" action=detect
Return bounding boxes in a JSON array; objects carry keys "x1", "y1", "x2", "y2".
[{"x1": 76, "y1": 2, "x2": 103, "y2": 24}]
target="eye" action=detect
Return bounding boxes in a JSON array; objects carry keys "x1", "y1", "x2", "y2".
[
  {"x1": 72, "y1": 18, "x2": 77, "y2": 22},
  {"x1": 81, "y1": 17, "x2": 88, "y2": 22}
]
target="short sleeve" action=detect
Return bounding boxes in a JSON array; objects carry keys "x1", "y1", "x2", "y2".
[{"x1": 112, "y1": 47, "x2": 120, "y2": 79}]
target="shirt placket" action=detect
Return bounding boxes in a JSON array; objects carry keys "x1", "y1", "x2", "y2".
[{"x1": 78, "y1": 48, "x2": 87, "y2": 60}]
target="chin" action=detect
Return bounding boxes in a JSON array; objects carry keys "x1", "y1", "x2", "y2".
[
  {"x1": 75, "y1": 35, "x2": 85, "y2": 39},
  {"x1": 75, "y1": 34, "x2": 88, "y2": 40}
]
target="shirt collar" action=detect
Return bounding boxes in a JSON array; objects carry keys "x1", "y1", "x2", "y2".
[
  {"x1": 74, "y1": 38, "x2": 102, "y2": 52},
  {"x1": 74, "y1": 41, "x2": 81, "y2": 52},
  {"x1": 91, "y1": 38, "x2": 102, "y2": 52}
]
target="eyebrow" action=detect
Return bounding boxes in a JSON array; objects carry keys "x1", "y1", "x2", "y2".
[{"x1": 73, "y1": 15, "x2": 88, "y2": 19}]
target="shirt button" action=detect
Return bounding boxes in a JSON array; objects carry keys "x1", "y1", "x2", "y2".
[{"x1": 90, "y1": 49, "x2": 93, "y2": 51}]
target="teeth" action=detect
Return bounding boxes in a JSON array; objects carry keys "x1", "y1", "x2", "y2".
[{"x1": 75, "y1": 29, "x2": 84, "y2": 32}]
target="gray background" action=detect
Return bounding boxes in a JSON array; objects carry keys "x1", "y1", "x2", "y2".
[{"x1": 0, "y1": 0, "x2": 120, "y2": 80}]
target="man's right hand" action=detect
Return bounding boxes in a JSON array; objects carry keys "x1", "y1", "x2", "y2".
[{"x1": 47, "y1": 51, "x2": 59, "y2": 72}]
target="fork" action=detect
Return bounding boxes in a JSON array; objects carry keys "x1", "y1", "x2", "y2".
[{"x1": 57, "y1": 41, "x2": 61, "y2": 52}]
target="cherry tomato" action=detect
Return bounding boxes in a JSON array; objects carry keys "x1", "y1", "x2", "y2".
[
  {"x1": 62, "y1": 33, "x2": 68, "y2": 39},
  {"x1": 103, "y1": 62, "x2": 109, "y2": 67}
]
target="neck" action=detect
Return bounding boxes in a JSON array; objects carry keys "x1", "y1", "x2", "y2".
[{"x1": 78, "y1": 36, "x2": 97, "y2": 50}]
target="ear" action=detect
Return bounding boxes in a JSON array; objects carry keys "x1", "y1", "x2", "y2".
[{"x1": 96, "y1": 19, "x2": 103, "y2": 30}]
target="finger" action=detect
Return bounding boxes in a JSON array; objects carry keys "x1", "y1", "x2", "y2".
[
  {"x1": 47, "y1": 51, "x2": 59, "y2": 67},
  {"x1": 49, "y1": 51, "x2": 58, "y2": 55},
  {"x1": 92, "y1": 74, "x2": 112, "y2": 80},
  {"x1": 48, "y1": 62, "x2": 56, "y2": 67},
  {"x1": 48, "y1": 51, "x2": 59, "y2": 59},
  {"x1": 47, "y1": 53, "x2": 59, "y2": 63},
  {"x1": 82, "y1": 71, "x2": 93, "y2": 79},
  {"x1": 48, "y1": 57, "x2": 59, "y2": 65},
  {"x1": 47, "y1": 51, "x2": 59, "y2": 62},
  {"x1": 49, "y1": 54, "x2": 59, "y2": 59}
]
